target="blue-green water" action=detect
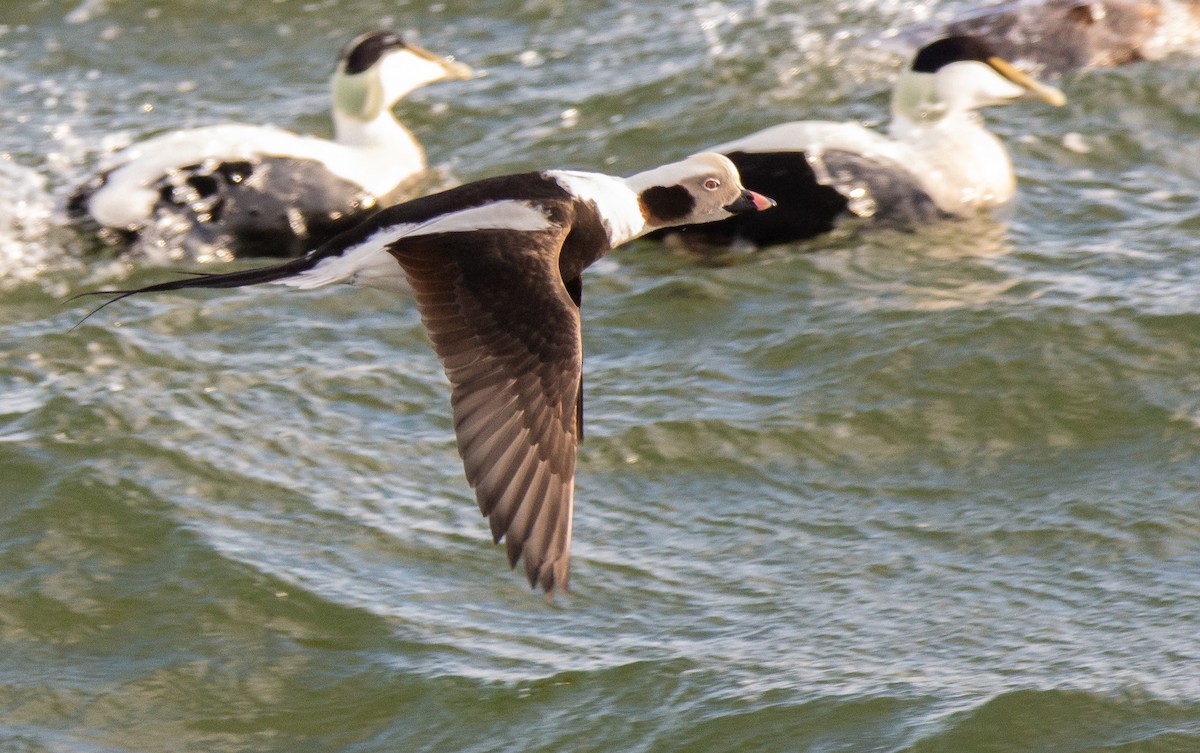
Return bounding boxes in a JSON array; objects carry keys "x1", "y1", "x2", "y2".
[{"x1": 3, "y1": 1, "x2": 1200, "y2": 751}]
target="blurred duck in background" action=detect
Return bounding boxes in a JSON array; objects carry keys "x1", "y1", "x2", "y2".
[
  {"x1": 68, "y1": 30, "x2": 472, "y2": 261},
  {"x1": 656, "y1": 35, "x2": 1066, "y2": 253},
  {"x1": 928, "y1": 0, "x2": 1200, "y2": 77}
]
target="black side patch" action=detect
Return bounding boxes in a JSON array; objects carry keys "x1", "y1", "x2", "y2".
[
  {"x1": 342, "y1": 31, "x2": 407, "y2": 75},
  {"x1": 821, "y1": 151, "x2": 944, "y2": 228},
  {"x1": 146, "y1": 156, "x2": 380, "y2": 258},
  {"x1": 647, "y1": 150, "x2": 845, "y2": 248},
  {"x1": 911, "y1": 35, "x2": 994, "y2": 72},
  {"x1": 639, "y1": 185, "x2": 695, "y2": 225}
]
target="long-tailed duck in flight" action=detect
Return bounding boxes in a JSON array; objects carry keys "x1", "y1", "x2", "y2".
[
  {"x1": 656, "y1": 36, "x2": 1065, "y2": 253},
  {"x1": 68, "y1": 30, "x2": 472, "y2": 261},
  {"x1": 78, "y1": 153, "x2": 774, "y2": 594}
]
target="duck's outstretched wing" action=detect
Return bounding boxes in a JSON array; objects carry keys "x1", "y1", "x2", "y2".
[
  {"x1": 73, "y1": 189, "x2": 585, "y2": 593},
  {"x1": 387, "y1": 222, "x2": 582, "y2": 593}
]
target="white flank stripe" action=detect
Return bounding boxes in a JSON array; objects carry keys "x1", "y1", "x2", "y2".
[
  {"x1": 278, "y1": 200, "x2": 553, "y2": 292},
  {"x1": 282, "y1": 228, "x2": 409, "y2": 291},
  {"x1": 410, "y1": 199, "x2": 552, "y2": 236},
  {"x1": 547, "y1": 170, "x2": 644, "y2": 247}
]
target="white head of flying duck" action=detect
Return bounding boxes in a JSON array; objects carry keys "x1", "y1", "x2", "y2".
[
  {"x1": 657, "y1": 35, "x2": 1065, "y2": 252},
  {"x1": 77, "y1": 153, "x2": 773, "y2": 595},
  {"x1": 67, "y1": 30, "x2": 472, "y2": 261}
]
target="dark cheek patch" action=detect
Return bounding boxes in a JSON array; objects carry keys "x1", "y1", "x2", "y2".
[{"x1": 639, "y1": 185, "x2": 696, "y2": 224}]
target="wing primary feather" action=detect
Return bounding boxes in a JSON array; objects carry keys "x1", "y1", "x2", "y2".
[
  {"x1": 541, "y1": 481, "x2": 574, "y2": 592},
  {"x1": 458, "y1": 399, "x2": 524, "y2": 479},
  {"x1": 523, "y1": 479, "x2": 563, "y2": 585},
  {"x1": 485, "y1": 448, "x2": 542, "y2": 541},
  {"x1": 474, "y1": 425, "x2": 531, "y2": 498},
  {"x1": 479, "y1": 455, "x2": 535, "y2": 541},
  {"x1": 506, "y1": 460, "x2": 554, "y2": 574},
  {"x1": 503, "y1": 461, "x2": 549, "y2": 562}
]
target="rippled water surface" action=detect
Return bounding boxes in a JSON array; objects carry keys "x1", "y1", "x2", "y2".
[{"x1": 3, "y1": 1, "x2": 1200, "y2": 751}]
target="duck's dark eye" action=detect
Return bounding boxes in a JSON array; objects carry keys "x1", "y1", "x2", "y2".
[{"x1": 703, "y1": 178, "x2": 721, "y2": 191}]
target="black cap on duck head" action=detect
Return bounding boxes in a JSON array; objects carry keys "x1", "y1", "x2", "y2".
[
  {"x1": 909, "y1": 34, "x2": 1067, "y2": 106},
  {"x1": 341, "y1": 31, "x2": 409, "y2": 75},
  {"x1": 911, "y1": 36, "x2": 995, "y2": 73}
]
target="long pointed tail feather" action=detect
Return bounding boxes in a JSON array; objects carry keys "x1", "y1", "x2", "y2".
[{"x1": 69, "y1": 254, "x2": 321, "y2": 329}]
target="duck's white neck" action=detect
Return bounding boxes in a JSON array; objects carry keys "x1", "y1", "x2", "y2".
[
  {"x1": 887, "y1": 70, "x2": 1015, "y2": 210},
  {"x1": 329, "y1": 52, "x2": 445, "y2": 151},
  {"x1": 890, "y1": 70, "x2": 953, "y2": 129},
  {"x1": 889, "y1": 104, "x2": 993, "y2": 145},
  {"x1": 332, "y1": 108, "x2": 421, "y2": 153},
  {"x1": 547, "y1": 170, "x2": 647, "y2": 248}
]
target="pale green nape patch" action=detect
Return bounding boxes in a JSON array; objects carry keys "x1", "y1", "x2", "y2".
[
  {"x1": 890, "y1": 70, "x2": 946, "y2": 123},
  {"x1": 331, "y1": 69, "x2": 385, "y2": 121}
]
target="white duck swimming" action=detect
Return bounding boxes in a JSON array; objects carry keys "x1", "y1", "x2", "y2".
[
  {"x1": 658, "y1": 35, "x2": 1065, "y2": 252},
  {"x1": 68, "y1": 30, "x2": 472, "y2": 260}
]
